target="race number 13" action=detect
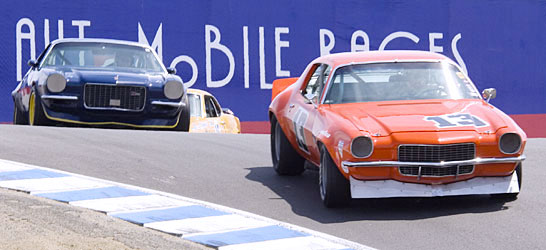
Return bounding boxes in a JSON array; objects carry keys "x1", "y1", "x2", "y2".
[{"x1": 425, "y1": 113, "x2": 488, "y2": 128}]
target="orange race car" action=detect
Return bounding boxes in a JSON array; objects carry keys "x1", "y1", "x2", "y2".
[{"x1": 269, "y1": 51, "x2": 526, "y2": 207}]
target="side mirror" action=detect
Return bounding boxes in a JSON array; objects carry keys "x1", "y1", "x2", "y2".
[
  {"x1": 222, "y1": 108, "x2": 234, "y2": 115},
  {"x1": 167, "y1": 67, "x2": 177, "y2": 74},
  {"x1": 482, "y1": 88, "x2": 497, "y2": 103},
  {"x1": 28, "y1": 59, "x2": 38, "y2": 68}
]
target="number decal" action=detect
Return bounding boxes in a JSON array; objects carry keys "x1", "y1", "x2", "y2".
[
  {"x1": 293, "y1": 107, "x2": 309, "y2": 153},
  {"x1": 425, "y1": 113, "x2": 489, "y2": 128}
]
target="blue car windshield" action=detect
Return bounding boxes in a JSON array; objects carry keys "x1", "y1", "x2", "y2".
[
  {"x1": 42, "y1": 42, "x2": 165, "y2": 73},
  {"x1": 323, "y1": 62, "x2": 481, "y2": 104}
]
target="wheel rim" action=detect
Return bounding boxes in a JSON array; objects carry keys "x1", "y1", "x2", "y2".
[
  {"x1": 29, "y1": 93, "x2": 35, "y2": 125},
  {"x1": 319, "y1": 150, "x2": 327, "y2": 201},
  {"x1": 274, "y1": 122, "x2": 281, "y2": 162}
]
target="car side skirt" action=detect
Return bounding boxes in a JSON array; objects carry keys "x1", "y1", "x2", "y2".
[{"x1": 349, "y1": 172, "x2": 519, "y2": 198}]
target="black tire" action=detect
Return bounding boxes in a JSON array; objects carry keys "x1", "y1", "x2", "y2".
[
  {"x1": 13, "y1": 102, "x2": 28, "y2": 125},
  {"x1": 319, "y1": 145, "x2": 351, "y2": 208},
  {"x1": 491, "y1": 163, "x2": 522, "y2": 200},
  {"x1": 270, "y1": 116, "x2": 305, "y2": 175},
  {"x1": 28, "y1": 92, "x2": 50, "y2": 126},
  {"x1": 173, "y1": 96, "x2": 190, "y2": 132}
]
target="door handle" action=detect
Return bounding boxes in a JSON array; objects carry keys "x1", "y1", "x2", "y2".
[{"x1": 289, "y1": 104, "x2": 295, "y2": 109}]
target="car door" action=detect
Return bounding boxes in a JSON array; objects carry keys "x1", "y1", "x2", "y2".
[
  {"x1": 203, "y1": 94, "x2": 227, "y2": 133},
  {"x1": 289, "y1": 63, "x2": 331, "y2": 162}
]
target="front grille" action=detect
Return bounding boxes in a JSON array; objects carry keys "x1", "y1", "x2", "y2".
[
  {"x1": 398, "y1": 143, "x2": 475, "y2": 162},
  {"x1": 399, "y1": 165, "x2": 474, "y2": 177},
  {"x1": 84, "y1": 84, "x2": 146, "y2": 111},
  {"x1": 398, "y1": 143, "x2": 475, "y2": 177}
]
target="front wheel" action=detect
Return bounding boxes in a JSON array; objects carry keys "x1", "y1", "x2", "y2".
[
  {"x1": 28, "y1": 92, "x2": 50, "y2": 126},
  {"x1": 173, "y1": 97, "x2": 190, "y2": 132},
  {"x1": 270, "y1": 116, "x2": 305, "y2": 175},
  {"x1": 319, "y1": 146, "x2": 351, "y2": 208}
]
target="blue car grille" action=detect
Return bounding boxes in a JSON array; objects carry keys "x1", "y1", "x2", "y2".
[
  {"x1": 398, "y1": 143, "x2": 475, "y2": 177},
  {"x1": 84, "y1": 84, "x2": 146, "y2": 111}
]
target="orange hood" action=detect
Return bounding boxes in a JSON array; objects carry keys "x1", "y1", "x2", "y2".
[{"x1": 328, "y1": 99, "x2": 508, "y2": 136}]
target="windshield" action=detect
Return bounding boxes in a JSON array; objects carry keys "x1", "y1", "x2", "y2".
[
  {"x1": 323, "y1": 62, "x2": 481, "y2": 104},
  {"x1": 42, "y1": 42, "x2": 165, "y2": 73}
]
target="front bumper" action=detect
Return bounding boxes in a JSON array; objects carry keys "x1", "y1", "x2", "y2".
[
  {"x1": 41, "y1": 94, "x2": 185, "y2": 128},
  {"x1": 342, "y1": 155, "x2": 526, "y2": 168},
  {"x1": 350, "y1": 171, "x2": 520, "y2": 198}
]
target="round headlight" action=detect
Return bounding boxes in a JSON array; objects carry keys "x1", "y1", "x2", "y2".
[
  {"x1": 164, "y1": 80, "x2": 183, "y2": 100},
  {"x1": 351, "y1": 136, "x2": 373, "y2": 158},
  {"x1": 499, "y1": 133, "x2": 522, "y2": 154},
  {"x1": 46, "y1": 73, "x2": 67, "y2": 93}
]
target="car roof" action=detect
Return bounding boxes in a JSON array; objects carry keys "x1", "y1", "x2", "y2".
[
  {"x1": 187, "y1": 88, "x2": 213, "y2": 97},
  {"x1": 49, "y1": 38, "x2": 151, "y2": 49},
  {"x1": 316, "y1": 50, "x2": 451, "y2": 67}
]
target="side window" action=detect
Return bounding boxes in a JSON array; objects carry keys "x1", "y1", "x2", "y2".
[
  {"x1": 302, "y1": 64, "x2": 331, "y2": 99},
  {"x1": 188, "y1": 93, "x2": 202, "y2": 117},
  {"x1": 211, "y1": 96, "x2": 222, "y2": 115},
  {"x1": 205, "y1": 95, "x2": 220, "y2": 118}
]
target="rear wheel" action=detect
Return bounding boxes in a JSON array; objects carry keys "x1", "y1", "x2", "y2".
[
  {"x1": 28, "y1": 92, "x2": 50, "y2": 126},
  {"x1": 319, "y1": 146, "x2": 351, "y2": 208},
  {"x1": 270, "y1": 116, "x2": 305, "y2": 175},
  {"x1": 13, "y1": 102, "x2": 27, "y2": 125},
  {"x1": 491, "y1": 163, "x2": 522, "y2": 200}
]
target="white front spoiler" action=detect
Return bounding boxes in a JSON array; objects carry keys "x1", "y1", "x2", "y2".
[{"x1": 350, "y1": 172, "x2": 519, "y2": 199}]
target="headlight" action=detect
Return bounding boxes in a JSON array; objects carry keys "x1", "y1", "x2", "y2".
[
  {"x1": 499, "y1": 133, "x2": 522, "y2": 154},
  {"x1": 351, "y1": 136, "x2": 373, "y2": 158},
  {"x1": 164, "y1": 80, "x2": 183, "y2": 100},
  {"x1": 46, "y1": 73, "x2": 67, "y2": 93}
]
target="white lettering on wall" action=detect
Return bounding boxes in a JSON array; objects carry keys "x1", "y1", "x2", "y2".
[
  {"x1": 205, "y1": 24, "x2": 235, "y2": 88},
  {"x1": 72, "y1": 20, "x2": 91, "y2": 38},
  {"x1": 319, "y1": 29, "x2": 335, "y2": 56},
  {"x1": 170, "y1": 55, "x2": 198, "y2": 88},
  {"x1": 138, "y1": 22, "x2": 163, "y2": 61},
  {"x1": 259, "y1": 26, "x2": 271, "y2": 89},
  {"x1": 16, "y1": 18, "x2": 35, "y2": 81},
  {"x1": 351, "y1": 30, "x2": 370, "y2": 52},
  {"x1": 451, "y1": 33, "x2": 467, "y2": 74},
  {"x1": 243, "y1": 26, "x2": 250, "y2": 88},
  {"x1": 379, "y1": 31, "x2": 420, "y2": 50},
  {"x1": 275, "y1": 27, "x2": 290, "y2": 77},
  {"x1": 429, "y1": 33, "x2": 443, "y2": 53}
]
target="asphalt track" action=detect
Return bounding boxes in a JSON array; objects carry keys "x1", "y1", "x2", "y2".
[{"x1": 0, "y1": 125, "x2": 545, "y2": 250}]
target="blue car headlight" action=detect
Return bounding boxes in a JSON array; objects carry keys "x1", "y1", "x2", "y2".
[
  {"x1": 164, "y1": 80, "x2": 183, "y2": 100},
  {"x1": 46, "y1": 73, "x2": 67, "y2": 93}
]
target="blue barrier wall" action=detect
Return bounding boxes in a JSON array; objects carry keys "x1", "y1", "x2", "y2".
[{"x1": 1, "y1": 0, "x2": 544, "y2": 123}]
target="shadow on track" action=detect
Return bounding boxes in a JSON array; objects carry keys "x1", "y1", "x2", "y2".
[{"x1": 245, "y1": 166, "x2": 514, "y2": 224}]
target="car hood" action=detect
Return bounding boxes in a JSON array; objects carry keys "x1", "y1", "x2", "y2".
[
  {"x1": 59, "y1": 68, "x2": 167, "y2": 86},
  {"x1": 328, "y1": 99, "x2": 509, "y2": 135}
]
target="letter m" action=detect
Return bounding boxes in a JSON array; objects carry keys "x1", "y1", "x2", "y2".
[{"x1": 138, "y1": 23, "x2": 163, "y2": 61}]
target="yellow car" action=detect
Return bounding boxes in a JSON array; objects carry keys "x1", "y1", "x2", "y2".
[{"x1": 187, "y1": 88, "x2": 241, "y2": 133}]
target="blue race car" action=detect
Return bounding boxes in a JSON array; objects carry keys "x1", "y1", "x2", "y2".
[{"x1": 12, "y1": 38, "x2": 190, "y2": 131}]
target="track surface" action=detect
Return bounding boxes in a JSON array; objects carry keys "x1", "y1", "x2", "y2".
[{"x1": 1, "y1": 125, "x2": 545, "y2": 250}]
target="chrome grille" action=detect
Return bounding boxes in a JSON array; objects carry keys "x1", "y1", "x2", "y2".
[
  {"x1": 398, "y1": 143, "x2": 475, "y2": 162},
  {"x1": 399, "y1": 165, "x2": 474, "y2": 177},
  {"x1": 84, "y1": 84, "x2": 146, "y2": 111},
  {"x1": 398, "y1": 143, "x2": 475, "y2": 177}
]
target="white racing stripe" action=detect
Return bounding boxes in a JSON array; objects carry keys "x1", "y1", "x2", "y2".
[
  {"x1": 0, "y1": 176, "x2": 112, "y2": 194},
  {"x1": 219, "y1": 236, "x2": 351, "y2": 250},
  {"x1": 71, "y1": 194, "x2": 194, "y2": 213},
  {"x1": 145, "y1": 214, "x2": 272, "y2": 236}
]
